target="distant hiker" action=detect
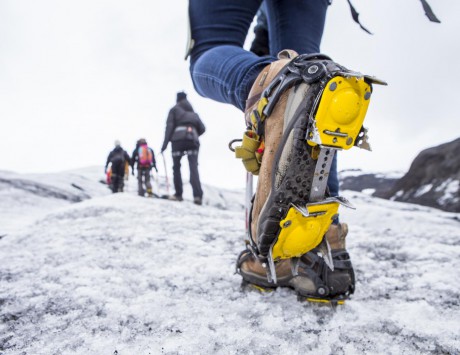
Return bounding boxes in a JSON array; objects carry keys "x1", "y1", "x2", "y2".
[
  {"x1": 131, "y1": 138, "x2": 157, "y2": 197},
  {"x1": 105, "y1": 140, "x2": 131, "y2": 193},
  {"x1": 161, "y1": 92, "x2": 206, "y2": 205}
]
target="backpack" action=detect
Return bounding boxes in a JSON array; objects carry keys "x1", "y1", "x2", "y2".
[
  {"x1": 138, "y1": 144, "x2": 153, "y2": 166},
  {"x1": 110, "y1": 150, "x2": 126, "y2": 169}
]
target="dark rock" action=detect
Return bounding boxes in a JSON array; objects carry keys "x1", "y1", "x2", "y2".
[
  {"x1": 381, "y1": 137, "x2": 460, "y2": 212},
  {"x1": 340, "y1": 170, "x2": 399, "y2": 197}
]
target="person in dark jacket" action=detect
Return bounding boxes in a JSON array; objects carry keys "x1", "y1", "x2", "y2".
[
  {"x1": 105, "y1": 140, "x2": 131, "y2": 193},
  {"x1": 161, "y1": 92, "x2": 206, "y2": 205},
  {"x1": 131, "y1": 138, "x2": 157, "y2": 197}
]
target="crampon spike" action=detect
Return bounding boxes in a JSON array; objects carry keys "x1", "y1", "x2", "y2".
[{"x1": 315, "y1": 236, "x2": 334, "y2": 271}]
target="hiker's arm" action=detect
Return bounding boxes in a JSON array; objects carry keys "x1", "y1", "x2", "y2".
[
  {"x1": 130, "y1": 149, "x2": 137, "y2": 169},
  {"x1": 161, "y1": 110, "x2": 175, "y2": 152},
  {"x1": 105, "y1": 152, "x2": 112, "y2": 171},
  {"x1": 197, "y1": 118, "x2": 206, "y2": 136}
]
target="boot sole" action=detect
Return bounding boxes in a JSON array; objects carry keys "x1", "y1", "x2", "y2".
[
  {"x1": 241, "y1": 278, "x2": 350, "y2": 305},
  {"x1": 256, "y1": 81, "x2": 324, "y2": 256}
]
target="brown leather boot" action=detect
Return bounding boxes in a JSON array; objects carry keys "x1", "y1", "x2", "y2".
[
  {"x1": 325, "y1": 222, "x2": 349, "y2": 250},
  {"x1": 237, "y1": 223, "x2": 355, "y2": 299},
  {"x1": 237, "y1": 223, "x2": 355, "y2": 300},
  {"x1": 244, "y1": 50, "x2": 298, "y2": 249},
  {"x1": 236, "y1": 51, "x2": 378, "y2": 290},
  {"x1": 237, "y1": 50, "x2": 301, "y2": 288},
  {"x1": 238, "y1": 51, "x2": 337, "y2": 287},
  {"x1": 245, "y1": 52, "x2": 354, "y2": 263},
  {"x1": 236, "y1": 249, "x2": 292, "y2": 288}
]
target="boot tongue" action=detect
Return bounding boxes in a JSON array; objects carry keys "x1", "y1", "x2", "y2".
[{"x1": 316, "y1": 236, "x2": 334, "y2": 271}]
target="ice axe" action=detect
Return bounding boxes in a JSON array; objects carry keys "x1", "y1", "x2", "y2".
[
  {"x1": 160, "y1": 152, "x2": 171, "y2": 198},
  {"x1": 152, "y1": 170, "x2": 161, "y2": 197},
  {"x1": 149, "y1": 170, "x2": 160, "y2": 198}
]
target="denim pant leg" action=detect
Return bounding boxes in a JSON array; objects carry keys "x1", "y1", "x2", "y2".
[
  {"x1": 190, "y1": 0, "x2": 329, "y2": 111},
  {"x1": 145, "y1": 169, "x2": 152, "y2": 192},
  {"x1": 264, "y1": 0, "x2": 329, "y2": 55},
  {"x1": 327, "y1": 154, "x2": 340, "y2": 224},
  {"x1": 187, "y1": 152, "x2": 203, "y2": 199},
  {"x1": 111, "y1": 161, "x2": 124, "y2": 193},
  {"x1": 172, "y1": 154, "x2": 183, "y2": 198},
  {"x1": 189, "y1": 0, "x2": 273, "y2": 110},
  {"x1": 327, "y1": 154, "x2": 339, "y2": 198},
  {"x1": 137, "y1": 168, "x2": 144, "y2": 196},
  {"x1": 189, "y1": 0, "x2": 336, "y2": 195}
]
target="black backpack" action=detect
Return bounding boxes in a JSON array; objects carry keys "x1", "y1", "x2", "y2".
[
  {"x1": 110, "y1": 150, "x2": 126, "y2": 168},
  {"x1": 171, "y1": 112, "x2": 201, "y2": 144}
]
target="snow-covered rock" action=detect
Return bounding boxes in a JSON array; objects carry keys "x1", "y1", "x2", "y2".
[
  {"x1": 339, "y1": 169, "x2": 402, "y2": 198},
  {"x1": 381, "y1": 137, "x2": 460, "y2": 212}
]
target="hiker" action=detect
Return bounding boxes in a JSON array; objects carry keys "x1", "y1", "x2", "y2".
[
  {"x1": 161, "y1": 92, "x2": 206, "y2": 205},
  {"x1": 131, "y1": 138, "x2": 157, "y2": 197},
  {"x1": 105, "y1": 140, "x2": 130, "y2": 193},
  {"x1": 186, "y1": 0, "x2": 380, "y2": 302}
]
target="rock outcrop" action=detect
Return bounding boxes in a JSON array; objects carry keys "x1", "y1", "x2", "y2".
[{"x1": 381, "y1": 138, "x2": 460, "y2": 212}]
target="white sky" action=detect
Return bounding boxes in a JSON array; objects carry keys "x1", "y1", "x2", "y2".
[{"x1": 1, "y1": 0, "x2": 459, "y2": 188}]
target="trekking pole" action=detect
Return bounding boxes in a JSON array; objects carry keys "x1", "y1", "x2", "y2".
[
  {"x1": 161, "y1": 152, "x2": 171, "y2": 196},
  {"x1": 152, "y1": 169, "x2": 161, "y2": 197},
  {"x1": 245, "y1": 172, "x2": 253, "y2": 240}
]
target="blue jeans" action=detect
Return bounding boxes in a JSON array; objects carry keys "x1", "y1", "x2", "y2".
[
  {"x1": 188, "y1": 0, "x2": 338, "y2": 211},
  {"x1": 189, "y1": 0, "x2": 329, "y2": 111}
]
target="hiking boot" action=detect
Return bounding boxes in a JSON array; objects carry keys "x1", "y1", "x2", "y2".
[
  {"x1": 287, "y1": 223, "x2": 355, "y2": 299},
  {"x1": 169, "y1": 195, "x2": 183, "y2": 202},
  {"x1": 247, "y1": 51, "x2": 333, "y2": 265},
  {"x1": 237, "y1": 223, "x2": 355, "y2": 300},
  {"x1": 236, "y1": 249, "x2": 292, "y2": 289},
  {"x1": 193, "y1": 197, "x2": 203, "y2": 205},
  {"x1": 236, "y1": 50, "x2": 382, "y2": 282}
]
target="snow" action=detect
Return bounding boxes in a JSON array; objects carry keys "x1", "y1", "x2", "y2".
[
  {"x1": 0, "y1": 168, "x2": 110, "y2": 235},
  {"x1": 436, "y1": 179, "x2": 460, "y2": 207},
  {"x1": 361, "y1": 188, "x2": 375, "y2": 195},
  {"x1": 391, "y1": 190, "x2": 404, "y2": 201},
  {"x1": 339, "y1": 169, "x2": 404, "y2": 180},
  {"x1": 413, "y1": 184, "x2": 433, "y2": 198},
  {"x1": 1, "y1": 168, "x2": 459, "y2": 354}
]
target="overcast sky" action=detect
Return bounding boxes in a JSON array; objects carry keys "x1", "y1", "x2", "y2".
[{"x1": 1, "y1": 0, "x2": 458, "y2": 188}]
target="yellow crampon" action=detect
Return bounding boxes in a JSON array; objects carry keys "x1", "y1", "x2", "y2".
[
  {"x1": 268, "y1": 75, "x2": 371, "y2": 261},
  {"x1": 245, "y1": 283, "x2": 275, "y2": 293},
  {"x1": 304, "y1": 298, "x2": 346, "y2": 306},
  {"x1": 271, "y1": 202, "x2": 339, "y2": 261},
  {"x1": 308, "y1": 75, "x2": 372, "y2": 149}
]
